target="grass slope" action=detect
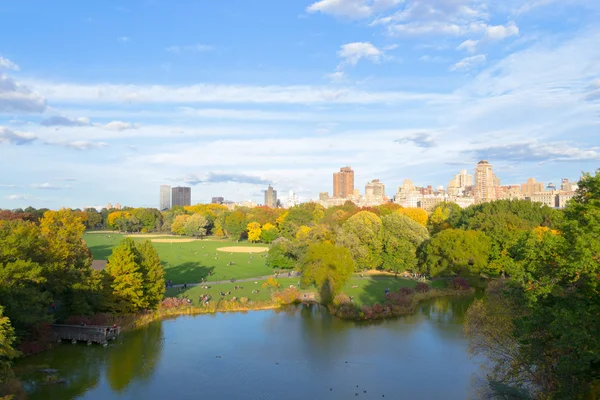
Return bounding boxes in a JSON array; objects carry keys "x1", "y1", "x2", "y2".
[{"x1": 84, "y1": 232, "x2": 272, "y2": 284}]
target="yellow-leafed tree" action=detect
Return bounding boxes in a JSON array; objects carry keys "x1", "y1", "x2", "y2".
[
  {"x1": 247, "y1": 222, "x2": 262, "y2": 243},
  {"x1": 397, "y1": 207, "x2": 428, "y2": 227}
]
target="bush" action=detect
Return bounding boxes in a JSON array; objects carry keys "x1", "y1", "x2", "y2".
[
  {"x1": 272, "y1": 287, "x2": 299, "y2": 305},
  {"x1": 385, "y1": 292, "x2": 411, "y2": 307},
  {"x1": 262, "y1": 277, "x2": 281, "y2": 289},
  {"x1": 398, "y1": 287, "x2": 415, "y2": 296},
  {"x1": 450, "y1": 277, "x2": 470, "y2": 290},
  {"x1": 239, "y1": 297, "x2": 249, "y2": 304},
  {"x1": 332, "y1": 293, "x2": 351, "y2": 306},
  {"x1": 415, "y1": 282, "x2": 430, "y2": 293},
  {"x1": 161, "y1": 298, "x2": 191, "y2": 309}
]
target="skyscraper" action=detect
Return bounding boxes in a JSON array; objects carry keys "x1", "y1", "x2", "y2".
[
  {"x1": 172, "y1": 186, "x2": 191, "y2": 207},
  {"x1": 264, "y1": 185, "x2": 278, "y2": 208},
  {"x1": 448, "y1": 169, "x2": 473, "y2": 196},
  {"x1": 287, "y1": 190, "x2": 299, "y2": 208},
  {"x1": 365, "y1": 179, "x2": 385, "y2": 198},
  {"x1": 333, "y1": 166, "x2": 354, "y2": 198},
  {"x1": 160, "y1": 185, "x2": 171, "y2": 210},
  {"x1": 521, "y1": 178, "x2": 545, "y2": 198},
  {"x1": 474, "y1": 160, "x2": 496, "y2": 204}
]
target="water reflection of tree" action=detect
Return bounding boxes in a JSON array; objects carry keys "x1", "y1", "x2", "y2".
[{"x1": 106, "y1": 321, "x2": 164, "y2": 392}]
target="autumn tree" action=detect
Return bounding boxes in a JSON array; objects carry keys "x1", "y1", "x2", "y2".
[
  {"x1": 337, "y1": 211, "x2": 383, "y2": 270},
  {"x1": 182, "y1": 213, "x2": 208, "y2": 238},
  {"x1": 0, "y1": 306, "x2": 19, "y2": 384},
  {"x1": 300, "y1": 242, "x2": 355, "y2": 303},
  {"x1": 259, "y1": 223, "x2": 278, "y2": 243},
  {"x1": 85, "y1": 209, "x2": 103, "y2": 229},
  {"x1": 104, "y1": 239, "x2": 145, "y2": 313},
  {"x1": 397, "y1": 207, "x2": 428, "y2": 227},
  {"x1": 247, "y1": 222, "x2": 262, "y2": 243},
  {"x1": 428, "y1": 202, "x2": 462, "y2": 234},
  {"x1": 135, "y1": 240, "x2": 165, "y2": 309},
  {"x1": 170, "y1": 214, "x2": 190, "y2": 236},
  {"x1": 266, "y1": 238, "x2": 296, "y2": 270}
]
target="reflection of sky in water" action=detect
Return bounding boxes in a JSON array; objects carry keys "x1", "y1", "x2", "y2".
[{"x1": 18, "y1": 298, "x2": 479, "y2": 400}]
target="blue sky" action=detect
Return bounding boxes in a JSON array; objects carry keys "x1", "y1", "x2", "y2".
[{"x1": 1, "y1": 0, "x2": 599, "y2": 209}]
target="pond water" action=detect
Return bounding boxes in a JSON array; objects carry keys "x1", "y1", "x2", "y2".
[{"x1": 17, "y1": 296, "x2": 480, "y2": 400}]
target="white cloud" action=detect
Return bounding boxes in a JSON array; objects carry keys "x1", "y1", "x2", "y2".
[
  {"x1": 40, "y1": 116, "x2": 90, "y2": 127},
  {"x1": 117, "y1": 36, "x2": 130, "y2": 43},
  {"x1": 31, "y1": 182, "x2": 63, "y2": 190},
  {"x1": 24, "y1": 79, "x2": 450, "y2": 105},
  {"x1": 166, "y1": 43, "x2": 213, "y2": 53},
  {"x1": 325, "y1": 71, "x2": 346, "y2": 82},
  {"x1": 306, "y1": 0, "x2": 401, "y2": 19},
  {"x1": 49, "y1": 140, "x2": 109, "y2": 150},
  {"x1": 0, "y1": 57, "x2": 19, "y2": 71},
  {"x1": 0, "y1": 74, "x2": 47, "y2": 113},
  {"x1": 100, "y1": 121, "x2": 138, "y2": 131},
  {"x1": 457, "y1": 39, "x2": 479, "y2": 53},
  {"x1": 338, "y1": 42, "x2": 383, "y2": 65},
  {"x1": 6, "y1": 194, "x2": 29, "y2": 200},
  {"x1": 0, "y1": 126, "x2": 37, "y2": 145},
  {"x1": 451, "y1": 54, "x2": 486, "y2": 71},
  {"x1": 486, "y1": 22, "x2": 519, "y2": 40}
]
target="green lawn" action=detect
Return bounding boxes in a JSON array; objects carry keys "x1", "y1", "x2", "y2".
[
  {"x1": 83, "y1": 232, "x2": 273, "y2": 285},
  {"x1": 164, "y1": 278, "x2": 300, "y2": 305},
  {"x1": 341, "y1": 276, "x2": 448, "y2": 306}
]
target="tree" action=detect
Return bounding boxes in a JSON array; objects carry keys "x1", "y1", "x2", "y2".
[
  {"x1": 419, "y1": 229, "x2": 491, "y2": 277},
  {"x1": 397, "y1": 207, "x2": 428, "y2": 227},
  {"x1": 247, "y1": 222, "x2": 262, "y2": 243},
  {"x1": 104, "y1": 239, "x2": 145, "y2": 313},
  {"x1": 266, "y1": 238, "x2": 296, "y2": 270},
  {"x1": 337, "y1": 211, "x2": 383, "y2": 270},
  {"x1": 428, "y1": 202, "x2": 462, "y2": 234},
  {"x1": 224, "y1": 211, "x2": 247, "y2": 242},
  {"x1": 381, "y1": 213, "x2": 429, "y2": 273},
  {"x1": 135, "y1": 240, "x2": 165, "y2": 309},
  {"x1": 85, "y1": 209, "x2": 103, "y2": 229},
  {"x1": 182, "y1": 213, "x2": 208, "y2": 238},
  {"x1": 170, "y1": 214, "x2": 190, "y2": 236},
  {"x1": 0, "y1": 306, "x2": 19, "y2": 384},
  {"x1": 259, "y1": 223, "x2": 279, "y2": 243},
  {"x1": 300, "y1": 242, "x2": 355, "y2": 303}
]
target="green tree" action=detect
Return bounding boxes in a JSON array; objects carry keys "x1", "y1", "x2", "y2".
[
  {"x1": 224, "y1": 211, "x2": 247, "y2": 242},
  {"x1": 266, "y1": 237, "x2": 296, "y2": 269},
  {"x1": 259, "y1": 223, "x2": 279, "y2": 243},
  {"x1": 0, "y1": 306, "x2": 19, "y2": 384},
  {"x1": 85, "y1": 209, "x2": 103, "y2": 229},
  {"x1": 381, "y1": 213, "x2": 429, "y2": 273},
  {"x1": 428, "y1": 202, "x2": 462, "y2": 234},
  {"x1": 135, "y1": 240, "x2": 165, "y2": 309},
  {"x1": 300, "y1": 242, "x2": 355, "y2": 303},
  {"x1": 104, "y1": 239, "x2": 145, "y2": 313},
  {"x1": 337, "y1": 211, "x2": 383, "y2": 270},
  {"x1": 182, "y1": 213, "x2": 208, "y2": 238},
  {"x1": 419, "y1": 229, "x2": 491, "y2": 277}
]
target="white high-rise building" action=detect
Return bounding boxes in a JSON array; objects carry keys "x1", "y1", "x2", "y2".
[
  {"x1": 287, "y1": 190, "x2": 299, "y2": 208},
  {"x1": 448, "y1": 169, "x2": 473, "y2": 196},
  {"x1": 160, "y1": 185, "x2": 171, "y2": 210}
]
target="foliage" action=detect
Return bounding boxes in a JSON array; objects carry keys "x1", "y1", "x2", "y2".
[
  {"x1": 272, "y1": 287, "x2": 300, "y2": 305},
  {"x1": 428, "y1": 202, "x2": 462, "y2": 234},
  {"x1": 104, "y1": 239, "x2": 145, "y2": 313},
  {"x1": 247, "y1": 222, "x2": 262, "y2": 243},
  {"x1": 337, "y1": 211, "x2": 383, "y2": 270},
  {"x1": 419, "y1": 229, "x2": 492, "y2": 277},
  {"x1": 0, "y1": 307, "x2": 19, "y2": 383},
  {"x1": 381, "y1": 213, "x2": 429, "y2": 273},
  {"x1": 224, "y1": 211, "x2": 247, "y2": 242},
  {"x1": 397, "y1": 207, "x2": 428, "y2": 227},
  {"x1": 170, "y1": 214, "x2": 190, "y2": 235},
  {"x1": 300, "y1": 242, "x2": 355, "y2": 303},
  {"x1": 415, "y1": 282, "x2": 430, "y2": 293},
  {"x1": 259, "y1": 223, "x2": 278, "y2": 243},
  {"x1": 182, "y1": 213, "x2": 208, "y2": 238},
  {"x1": 449, "y1": 277, "x2": 470, "y2": 290},
  {"x1": 135, "y1": 240, "x2": 165, "y2": 309},
  {"x1": 262, "y1": 277, "x2": 281, "y2": 289},
  {"x1": 266, "y1": 238, "x2": 297, "y2": 270}
]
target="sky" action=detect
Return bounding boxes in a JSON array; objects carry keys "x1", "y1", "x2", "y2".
[{"x1": 1, "y1": 0, "x2": 599, "y2": 209}]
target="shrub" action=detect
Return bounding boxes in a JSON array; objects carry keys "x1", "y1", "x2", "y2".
[
  {"x1": 272, "y1": 287, "x2": 299, "y2": 305},
  {"x1": 239, "y1": 297, "x2": 249, "y2": 304},
  {"x1": 332, "y1": 293, "x2": 351, "y2": 306},
  {"x1": 262, "y1": 277, "x2": 281, "y2": 289},
  {"x1": 161, "y1": 297, "x2": 191, "y2": 309},
  {"x1": 450, "y1": 277, "x2": 470, "y2": 290},
  {"x1": 385, "y1": 292, "x2": 411, "y2": 307},
  {"x1": 398, "y1": 287, "x2": 415, "y2": 296},
  {"x1": 415, "y1": 282, "x2": 430, "y2": 293}
]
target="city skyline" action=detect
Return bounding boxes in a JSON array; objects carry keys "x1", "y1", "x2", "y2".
[{"x1": 1, "y1": 1, "x2": 599, "y2": 209}]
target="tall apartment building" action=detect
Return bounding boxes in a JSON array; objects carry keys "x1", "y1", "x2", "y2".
[
  {"x1": 474, "y1": 160, "x2": 496, "y2": 204},
  {"x1": 448, "y1": 169, "x2": 473, "y2": 196},
  {"x1": 365, "y1": 179, "x2": 385, "y2": 198},
  {"x1": 160, "y1": 185, "x2": 171, "y2": 210},
  {"x1": 333, "y1": 166, "x2": 354, "y2": 198},
  {"x1": 172, "y1": 186, "x2": 191, "y2": 207},
  {"x1": 521, "y1": 178, "x2": 545, "y2": 198},
  {"x1": 560, "y1": 178, "x2": 577, "y2": 192},
  {"x1": 264, "y1": 185, "x2": 278, "y2": 208},
  {"x1": 287, "y1": 190, "x2": 299, "y2": 208}
]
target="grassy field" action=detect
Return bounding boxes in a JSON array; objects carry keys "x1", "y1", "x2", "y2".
[
  {"x1": 83, "y1": 232, "x2": 273, "y2": 285},
  {"x1": 341, "y1": 276, "x2": 447, "y2": 306},
  {"x1": 165, "y1": 278, "x2": 300, "y2": 304}
]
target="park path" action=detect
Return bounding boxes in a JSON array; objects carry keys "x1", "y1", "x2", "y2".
[{"x1": 169, "y1": 272, "x2": 300, "y2": 289}]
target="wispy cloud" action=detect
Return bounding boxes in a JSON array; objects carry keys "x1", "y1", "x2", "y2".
[
  {"x1": 31, "y1": 182, "x2": 69, "y2": 190},
  {"x1": 0, "y1": 57, "x2": 19, "y2": 71},
  {"x1": 166, "y1": 43, "x2": 213, "y2": 54},
  {"x1": 306, "y1": 0, "x2": 401, "y2": 19},
  {"x1": 182, "y1": 172, "x2": 271, "y2": 186},
  {"x1": 41, "y1": 116, "x2": 90, "y2": 127},
  {"x1": 0, "y1": 126, "x2": 37, "y2": 145},
  {"x1": 117, "y1": 36, "x2": 130, "y2": 43},
  {"x1": 0, "y1": 74, "x2": 47, "y2": 113},
  {"x1": 395, "y1": 132, "x2": 437, "y2": 148},
  {"x1": 98, "y1": 121, "x2": 138, "y2": 131},
  {"x1": 5, "y1": 194, "x2": 29, "y2": 200},
  {"x1": 464, "y1": 142, "x2": 600, "y2": 163},
  {"x1": 451, "y1": 54, "x2": 486, "y2": 71}
]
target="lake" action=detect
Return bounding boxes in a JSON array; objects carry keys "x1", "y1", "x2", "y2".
[{"x1": 17, "y1": 296, "x2": 479, "y2": 400}]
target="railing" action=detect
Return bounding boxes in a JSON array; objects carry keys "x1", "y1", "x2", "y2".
[{"x1": 51, "y1": 324, "x2": 120, "y2": 344}]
